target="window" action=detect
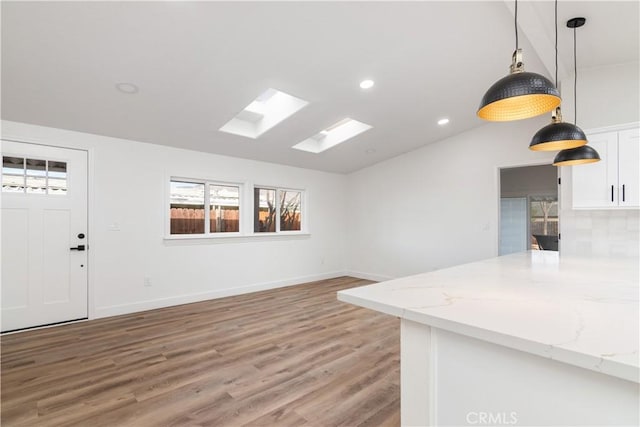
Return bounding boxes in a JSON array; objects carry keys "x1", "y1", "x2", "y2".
[
  {"x1": 254, "y1": 187, "x2": 303, "y2": 233},
  {"x1": 167, "y1": 179, "x2": 305, "y2": 238},
  {"x1": 170, "y1": 181, "x2": 205, "y2": 234},
  {"x1": 254, "y1": 188, "x2": 276, "y2": 232},
  {"x1": 530, "y1": 195, "x2": 559, "y2": 251},
  {"x1": 2, "y1": 156, "x2": 67, "y2": 195},
  {"x1": 279, "y1": 189, "x2": 302, "y2": 231},
  {"x1": 169, "y1": 179, "x2": 241, "y2": 235},
  {"x1": 210, "y1": 184, "x2": 240, "y2": 232},
  {"x1": 48, "y1": 161, "x2": 68, "y2": 194}
]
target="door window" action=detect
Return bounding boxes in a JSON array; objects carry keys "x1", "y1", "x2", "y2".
[{"x1": 2, "y1": 156, "x2": 67, "y2": 195}]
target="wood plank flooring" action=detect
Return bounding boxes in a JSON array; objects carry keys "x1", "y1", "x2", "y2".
[{"x1": 1, "y1": 277, "x2": 400, "y2": 426}]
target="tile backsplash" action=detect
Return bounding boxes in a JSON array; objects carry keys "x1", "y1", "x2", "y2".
[{"x1": 561, "y1": 209, "x2": 640, "y2": 258}]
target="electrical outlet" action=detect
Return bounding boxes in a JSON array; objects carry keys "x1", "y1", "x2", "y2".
[{"x1": 144, "y1": 277, "x2": 152, "y2": 287}]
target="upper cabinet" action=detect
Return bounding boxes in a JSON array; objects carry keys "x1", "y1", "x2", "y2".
[
  {"x1": 618, "y1": 129, "x2": 640, "y2": 207},
  {"x1": 572, "y1": 126, "x2": 639, "y2": 209}
]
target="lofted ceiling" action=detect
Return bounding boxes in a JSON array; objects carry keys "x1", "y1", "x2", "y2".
[{"x1": 2, "y1": 1, "x2": 638, "y2": 174}]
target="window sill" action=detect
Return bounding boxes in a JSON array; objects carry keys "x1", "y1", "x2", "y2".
[{"x1": 163, "y1": 232, "x2": 311, "y2": 245}]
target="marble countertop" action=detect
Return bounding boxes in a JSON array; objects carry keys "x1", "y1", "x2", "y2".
[{"x1": 338, "y1": 251, "x2": 639, "y2": 383}]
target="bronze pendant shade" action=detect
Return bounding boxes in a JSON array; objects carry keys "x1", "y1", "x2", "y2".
[
  {"x1": 553, "y1": 145, "x2": 600, "y2": 166},
  {"x1": 477, "y1": 52, "x2": 561, "y2": 122}
]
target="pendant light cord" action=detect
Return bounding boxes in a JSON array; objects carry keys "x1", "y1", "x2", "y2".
[
  {"x1": 554, "y1": 0, "x2": 558, "y2": 87},
  {"x1": 515, "y1": 0, "x2": 519, "y2": 50},
  {"x1": 574, "y1": 26, "x2": 578, "y2": 125}
]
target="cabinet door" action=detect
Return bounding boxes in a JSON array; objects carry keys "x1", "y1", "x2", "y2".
[
  {"x1": 618, "y1": 128, "x2": 639, "y2": 207},
  {"x1": 572, "y1": 131, "x2": 618, "y2": 208}
]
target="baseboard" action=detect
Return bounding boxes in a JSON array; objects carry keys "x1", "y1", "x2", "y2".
[
  {"x1": 345, "y1": 270, "x2": 394, "y2": 283},
  {"x1": 94, "y1": 271, "x2": 347, "y2": 319}
]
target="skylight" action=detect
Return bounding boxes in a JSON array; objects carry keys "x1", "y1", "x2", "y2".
[
  {"x1": 292, "y1": 118, "x2": 372, "y2": 154},
  {"x1": 219, "y1": 88, "x2": 308, "y2": 139}
]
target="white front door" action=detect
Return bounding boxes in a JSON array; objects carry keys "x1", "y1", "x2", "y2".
[{"x1": 1, "y1": 141, "x2": 88, "y2": 332}]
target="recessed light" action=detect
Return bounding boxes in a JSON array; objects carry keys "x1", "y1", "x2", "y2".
[
  {"x1": 437, "y1": 118, "x2": 450, "y2": 126},
  {"x1": 359, "y1": 79, "x2": 375, "y2": 89},
  {"x1": 115, "y1": 82, "x2": 139, "y2": 94}
]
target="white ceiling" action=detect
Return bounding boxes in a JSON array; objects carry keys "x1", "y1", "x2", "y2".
[{"x1": 2, "y1": 1, "x2": 638, "y2": 174}]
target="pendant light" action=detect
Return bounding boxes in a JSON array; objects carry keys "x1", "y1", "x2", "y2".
[
  {"x1": 553, "y1": 17, "x2": 601, "y2": 166},
  {"x1": 477, "y1": 0, "x2": 561, "y2": 121},
  {"x1": 529, "y1": 1, "x2": 587, "y2": 151},
  {"x1": 553, "y1": 145, "x2": 600, "y2": 166}
]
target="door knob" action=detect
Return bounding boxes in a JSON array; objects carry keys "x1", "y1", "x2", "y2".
[{"x1": 70, "y1": 245, "x2": 86, "y2": 251}]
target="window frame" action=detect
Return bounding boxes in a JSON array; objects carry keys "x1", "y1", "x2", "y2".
[
  {"x1": 253, "y1": 185, "x2": 306, "y2": 235},
  {"x1": 164, "y1": 176, "x2": 309, "y2": 242},
  {"x1": 168, "y1": 176, "x2": 243, "y2": 237},
  {"x1": 2, "y1": 155, "x2": 69, "y2": 196}
]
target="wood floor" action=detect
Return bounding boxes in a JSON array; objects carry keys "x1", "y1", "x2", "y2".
[{"x1": 1, "y1": 277, "x2": 400, "y2": 426}]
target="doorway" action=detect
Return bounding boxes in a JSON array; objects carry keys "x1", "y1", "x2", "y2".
[
  {"x1": 499, "y1": 164, "x2": 559, "y2": 255},
  {"x1": 1, "y1": 141, "x2": 88, "y2": 332}
]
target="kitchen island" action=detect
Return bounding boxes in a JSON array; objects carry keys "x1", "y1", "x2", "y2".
[{"x1": 338, "y1": 251, "x2": 639, "y2": 426}]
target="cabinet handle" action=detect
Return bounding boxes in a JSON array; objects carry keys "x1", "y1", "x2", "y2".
[
  {"x1": 622, "y1": 184, "x2": 626, "y2": 202},
  {"x1": 611, "y1": 185, "x2": 614, "y2": 202}
]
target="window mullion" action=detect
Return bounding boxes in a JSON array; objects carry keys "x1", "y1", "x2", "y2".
[
  {"x1": 204, "y1": 182, "x2": 210, "y2": 234},
  {"x1": 275, "y1": 188, "x2": 281, "y2": 233},
  {"x1": 44, "y1": 160, "x2": 49, "y2": 195},
  {"x1": 238, "y1": 185, "x2": 243, "y2": 234}
]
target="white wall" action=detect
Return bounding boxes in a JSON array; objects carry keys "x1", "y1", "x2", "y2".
[
  {"x1": 3, "y1": 62, "x2": 636, "y2": 318},
  {"x1": 559, "y1": 62, "x2": 640, "y2": 259},
  {"x1": 346, "y1": 62, "x2": 639, "y2": 280},
  {"x1": 345, "y1": 117, "x2": 555, "y2": 280},
  {"x1": 1, "y1": 120, "x2": 348, "y2": 318},
  {"x1": 500, "y1": 165, "x2": 557, "y2": 198},
  {"x1": 560, "y1": 62, "x2": 639, "y2": 130}
]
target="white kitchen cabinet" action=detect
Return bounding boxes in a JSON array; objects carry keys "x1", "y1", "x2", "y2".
[
  {"x1": 618, "y1": 128, "x2": 640, "y2": 207},
  {"x1": 572, "y1": 127, "x2": 639, "y2": 209}
]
